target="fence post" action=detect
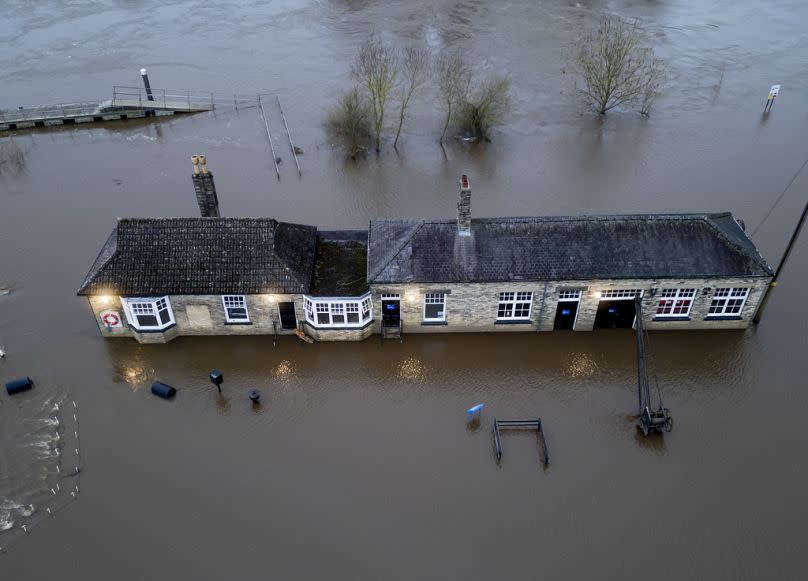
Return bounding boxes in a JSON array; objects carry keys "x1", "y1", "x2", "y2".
[
  {"x1": 187, "y1": 90, "x2": 191, "y2": 111},
  {"x1": 210, "y1": 92, "x2": 214, "y2": 111},
  {"x1": 162, "y1": 89, "x2": 166, "y2": 109}
]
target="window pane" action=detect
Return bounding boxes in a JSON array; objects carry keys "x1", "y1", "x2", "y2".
[
  {"x1": 347, "y1": 313, "x2": 360, "y2": 323},
  {"x1": 136, "y1": 314, "x2": 159, "y2": 327},
  {"x1": 514, "y1": 302, "x2": 531, "y2": 318},
  {"x1": 317, "y1": 313, "x2": 330, "y2": 324},
  {"x1": 425, "y1": 304, "x2": 443, "y2": 319},
  {"x1": 227, "y1": 307, "x2": 248, "y2": 320}
]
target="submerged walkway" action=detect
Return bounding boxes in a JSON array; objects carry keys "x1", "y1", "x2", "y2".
[{"x1": 0, "y1": 86, "x2": 213, "y2": 132}]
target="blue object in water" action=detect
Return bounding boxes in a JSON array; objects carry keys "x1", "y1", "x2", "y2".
[
  {"x1": 151, "y1": 381, "x2": 177, "y2": 399},
  {"x1": 249, "y1": 389, "x2": 261, "y2": 402},
  {"x1": 466, "y1": 403, "x2": 485, "y2": 423},
  {"x1": 5, "y1": 377, "x2": 33, "y2": 395}
]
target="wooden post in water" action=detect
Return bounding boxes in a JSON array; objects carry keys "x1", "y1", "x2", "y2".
[
  {"x1": 258, "y1": 95, "x2": 280, "y2": 180},
  {"x1": 277, "y1": 96, "x2": 301, "y2": 176}
]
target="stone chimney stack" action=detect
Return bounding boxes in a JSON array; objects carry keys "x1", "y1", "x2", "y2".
[
  {"x1": 457, "y1": 174, "x2": 471, "y2": 236},
  {"x1": 191, "y1": 155, "x2": 220, "y2": 217}
]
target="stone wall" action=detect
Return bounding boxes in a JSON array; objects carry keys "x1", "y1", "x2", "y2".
[
  {"x1": 303, "y1": 322, "x2": 375, "y2": 342},
  {"x1": 369, "y1": 275, "x2": 772, "y2": 334}
]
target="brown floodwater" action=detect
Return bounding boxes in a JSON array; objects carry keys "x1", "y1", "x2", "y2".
[{"x1": 1, "y1": 0, "x2": 807, "y2": 578}]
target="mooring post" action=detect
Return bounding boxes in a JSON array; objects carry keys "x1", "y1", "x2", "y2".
[
  {"x1": 210, "y1": 369, "x2": 224, "y2": 393},
  {"x1": 140, "y1": 68, "x2": 155, "y2": 102}
]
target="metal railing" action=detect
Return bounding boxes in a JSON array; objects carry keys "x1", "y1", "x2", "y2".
[
  {"x1": 111, "y1": 86, "x2": 215, "y2": 111},
  {"x1": 0, "y1": 101, "x2": 103, "y2": 123}
]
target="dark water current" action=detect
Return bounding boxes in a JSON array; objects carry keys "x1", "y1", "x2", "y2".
[{"x1": 1, "y1": 0, "x2": 808, "y2": 578}]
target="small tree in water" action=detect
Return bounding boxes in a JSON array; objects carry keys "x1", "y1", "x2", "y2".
[
  {"x1": 393, "y1": 45, "x2": 430, "y2": 149},
  {"x1": 571, "y1": 17, "x2": 664, "y2": 115},
  {"x1": 436, "y1": 51, "x2": 472, "y2": 144},
  {"x1": 352, "y1": 35, "x2": 398, "y2": 153},
  {"x1": 325, "y1": 87, "x2": 372, "y2": 159},
  {"x1": 458, "y1": 75, "x2": 513, "y2": 140}
]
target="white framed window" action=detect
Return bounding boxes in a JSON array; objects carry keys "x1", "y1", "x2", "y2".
[
  {"x1": 222, "y1": 295, "x2": 249, "y2": 323},
  {"x1": 599, "y1": 289, "x2": 642, "y2": 299},
  {"x1": 497, "y1": 291, "x2": 533, "y2": 320},
  {"x1": 558, "y1": 290, "x2": 582, "y2": 301},
  {"x1": 655, "y1": 288, "x2": 696, "y2": 317},
  {"x1": 122, "y1": 296, "x2": 175, "y2": 331},
  {"x1": 303, "y1": 294, "x2": 373, "y2": 328},
  {"x1": 423, "y1": 293, "x2": 446, "y2": 322},
  {"x1": 707, "y1": 287, "x2": 749, "y2": 317}
]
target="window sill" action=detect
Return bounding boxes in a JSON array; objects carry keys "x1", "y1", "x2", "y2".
[
  {"x1": 704, "y1": 315, "x2": 743, "y2": 321},
  {"x1": 131, "y1": 323, "x2": 176, "y2": 334},
  {"x1": 421, "y1": 320, "x2": 447, "y2": 326},
  {"x1": 495, "y1": 319, "x2": 533, "y2": 325},
  {"x1": 652, "y1": 316, "x2": 690, "y2": 322},
  {"x1": 303, "y1": 319, "x2": 374, "y2": 331},
  {"x1": 225, "y1": 321, "x2": 252, "y2": 326}
]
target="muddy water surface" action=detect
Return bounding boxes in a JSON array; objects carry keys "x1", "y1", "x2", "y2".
[{"x1": 1, "y1": 0, "x2": 808, "y2": 578}]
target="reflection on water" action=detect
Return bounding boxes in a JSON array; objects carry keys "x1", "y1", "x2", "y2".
[{"x1": 397, "y1": 356, "x2": 428, "y2": 382}]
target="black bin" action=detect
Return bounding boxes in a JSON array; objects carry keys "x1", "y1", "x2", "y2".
[
  {"x1": 6, "y1": 377, "x2": 33, "y2": 395},
  {"x1": 151, "y1": 381, "x2": 176, "y2": 399}
]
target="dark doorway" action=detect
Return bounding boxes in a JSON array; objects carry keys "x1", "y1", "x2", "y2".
[
  {"x1": 381, "y1": 299, "x2": 400, "y2": 327},
  {"x1": 593, "y1": 300, "x2": 636, "y2": 329},
  {"x1": 278, "y1": 302, "x2": 297, "y2": 329},
  {"x1": 553, "y1": 301, "x2": 579, "y2": 330}
]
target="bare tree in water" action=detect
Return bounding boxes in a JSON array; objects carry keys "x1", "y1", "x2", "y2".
[
  {"x1": 352, "y1": 35, "x2": 398, "y2": 152},
  {"x1": 325, "y1": 87, "x2": 372, "y2": 159},
  {"x1": 393, "y1": 45, "x2": 430, "y2": 149},
  {"x1": 571, "y1": 17, "x2": 664, "y2": 115},
  {"x1": 459, "y1": 75, "x2": 513, "y2": 140},
  {"x1": 436, "y1": 51, "x2": 472, "y2": 144}
]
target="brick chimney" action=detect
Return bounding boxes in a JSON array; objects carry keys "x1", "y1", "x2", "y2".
[
  {"x1": 457, "y1": 174, "x2": 471, "y2": 236},
  {"x1": 191, "y1": 155, "x2": 220, "y2": 217}
]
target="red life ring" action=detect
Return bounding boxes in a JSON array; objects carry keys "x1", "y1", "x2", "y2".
[{"x1": 102, "y1": 312, "x2": 120, "y2": 326}]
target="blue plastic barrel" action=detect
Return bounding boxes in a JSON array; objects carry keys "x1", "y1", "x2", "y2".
[
  {"x1": 5, "y1": 377, "x2": 33, "y2": 395},
  {"x1": 151, "y1": 381, "x2": 176, "y2": 399}
]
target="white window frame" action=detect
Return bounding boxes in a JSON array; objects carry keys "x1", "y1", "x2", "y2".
[
  {"x1": 423, "y1": 292, "x2": 446, "y2": 322},
  {"x1": 707, "y1": 287, "x2": 750, "y2": 318},
  {"x1": 599, "y1": 289, "x2": 643, "y2": 299},
  {"x1": 221, "y1": 295, "x2": 250, "y2": 323},
  {"x1": 303, "y1": 294, "x2": 373, "y2": 328},
  {"x1": 655, "y1": 288, "x2": 696, "y2": 318},
  {"x1": 497, "y1": 291, "x2": 533, "y2": 320},
  {"x1": 122, "y1": 296, "x2": 175, "y2": 331},
  {"x1": 558, "y1": 290, "x2": 582, "y2": 301}
]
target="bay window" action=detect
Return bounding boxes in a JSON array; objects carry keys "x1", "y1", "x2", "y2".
[
  {"x1": 303, "y1": 294, "x2": 373, "y2": 328},
  {"x1": 122, "y1": 296, "x2": 175, "y2": 331}
]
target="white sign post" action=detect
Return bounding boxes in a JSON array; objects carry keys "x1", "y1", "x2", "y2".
[{"x1": 764, "y1": 84, "x2": 781, "y2": 112}]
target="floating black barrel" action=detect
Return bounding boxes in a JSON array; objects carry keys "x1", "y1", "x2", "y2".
[
  {"x1": 249, "y1": 389, "x2": 261, "y2": 403},
  {"x1": 151, "y1": 381, "x2": 176, "y2": 399},
  {"x1": 5, "y1": 377, "x2": 33, "y2": 395}
]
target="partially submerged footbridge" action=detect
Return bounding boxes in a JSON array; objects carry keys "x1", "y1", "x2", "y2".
[{"x1": 0, "y1": 86, "x2": 214, "y2": 132}]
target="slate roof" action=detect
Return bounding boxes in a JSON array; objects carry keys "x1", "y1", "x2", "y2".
[
  {"x1": 78, "y1": 218, "x2": 317, "y2": 296},
  {"x1": 367, "y1": 213, "x2": 772, "y2": 284}
]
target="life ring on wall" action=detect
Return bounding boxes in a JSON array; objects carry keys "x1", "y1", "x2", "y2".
[{"x1": 102, "y1": 312, "x2": 120, "y2": 327}]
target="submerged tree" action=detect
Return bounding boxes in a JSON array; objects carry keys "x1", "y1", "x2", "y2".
[
  {"x1": 458, "y1": 75, "x2": 513, "y2": 140},
  {"x1": 325, "y1": 87, "x2": 372, "y2": 159},
  {"x1": 436, "y1": 51, "x2": 472, "y2": 144},
  {"x1": 571, "y1": 17, "x2": 664, "y2": 115},
  {"x1": 393, "y1": 45, "x2": 430, "y2": 149},
  {"x1": 352, "y1": 35, "x2": 398, "y2": 153}
]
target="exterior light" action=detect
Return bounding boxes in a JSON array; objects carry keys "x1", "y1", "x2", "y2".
[
  {"x1": 594, "y1": 291, "x2": 602, "y2": 299},
  {"x1": 406, "y1": 292, "x2": 417, "y2": 303},
  {"x1": 266, "y1": 294, "x2": 276, "y2": 303},
  {"x1": 100, "y1": 295, "x2": 112, "y2": 305}
]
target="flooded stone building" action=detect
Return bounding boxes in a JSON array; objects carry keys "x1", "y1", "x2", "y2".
[{"x1": 78, "y1": 177, "x2": 772, "y2": 343}]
